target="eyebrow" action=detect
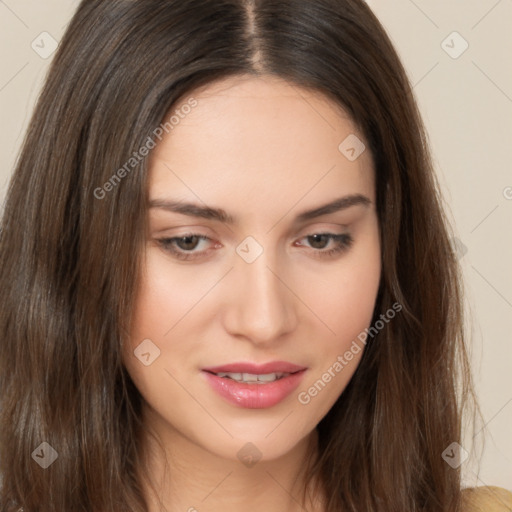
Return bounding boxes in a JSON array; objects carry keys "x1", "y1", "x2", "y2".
[{"x1": 148, "y1": 193, "x2": 371, "y2": 225}]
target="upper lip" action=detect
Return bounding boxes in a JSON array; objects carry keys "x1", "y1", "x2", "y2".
[{"x1": 202, "y1": 361, "x2": 307, "y2": 374}]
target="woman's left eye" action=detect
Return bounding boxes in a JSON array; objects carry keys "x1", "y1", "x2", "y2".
[
  {"x1": 155, "y1": 232, "x2": 353, "y2": 261},
  {"x1": 295, "y1": 233, "x2": 354, "y2": 258}
]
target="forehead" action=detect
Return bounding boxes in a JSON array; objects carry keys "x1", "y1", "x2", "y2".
[
  {"x1": 148, "y1": 75, "x2": 374, "y2": 217},
  {"x1": 169, "y1": 74, "x2": 357, "y2": 143}
]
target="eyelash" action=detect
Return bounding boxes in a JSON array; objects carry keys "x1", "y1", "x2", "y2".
[{"x1": 155, "y1": 232, "x2": 354, "y2": 261}]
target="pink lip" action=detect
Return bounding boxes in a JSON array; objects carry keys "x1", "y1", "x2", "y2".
[
  {"x1": 202, "y1": 361, "x2": 307, "y2": 409},
  {"x1": 202, "y1": 361, "x2": 307, "y2": 374}
]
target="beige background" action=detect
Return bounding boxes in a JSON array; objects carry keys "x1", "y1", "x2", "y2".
[{"x1": 1, "y1": 0, "x2": 511, "y2": 490}]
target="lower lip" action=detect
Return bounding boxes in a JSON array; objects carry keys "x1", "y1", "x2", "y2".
[{"x1": 202, "y1": 370, "x2": 307, "y2": 409}]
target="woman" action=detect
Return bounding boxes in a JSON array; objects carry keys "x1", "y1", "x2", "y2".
[{"x1": 0, "y1": 1, "x2": 510, "y2": 511}]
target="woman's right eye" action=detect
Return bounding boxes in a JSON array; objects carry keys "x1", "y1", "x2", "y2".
[{"x1": 156, "y1": 234, "x2": 214, "y2": 261}]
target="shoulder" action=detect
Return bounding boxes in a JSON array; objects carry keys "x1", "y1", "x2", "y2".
[{"x1": 461, "y1": 486, "x2": 512, "y2": 511}]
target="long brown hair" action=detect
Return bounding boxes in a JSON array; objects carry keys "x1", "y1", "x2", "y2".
[{"x1": 0, "y1": 1, "x2": 478, "y2": 510}]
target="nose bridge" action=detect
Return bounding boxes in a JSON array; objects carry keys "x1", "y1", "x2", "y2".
[{"x1": 225, "y1": 242, "x2": 296, "y2": 342}]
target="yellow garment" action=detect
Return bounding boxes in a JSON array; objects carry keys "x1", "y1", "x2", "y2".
[{"x1": 462, "y1": 486, "x2": 512, "y2": 511}]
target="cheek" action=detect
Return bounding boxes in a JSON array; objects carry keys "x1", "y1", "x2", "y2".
[
  {"x1": 130, "y1": 255, "x2": 204, "y2": 333},
  {"x1": 122, "y1": 249, "x2": 228, "y2": 401},
  {"x1": 295, "y1": 228, "x2": 381, "y2": 399},
  {"x1": 122, "y1": 256, "x2": 187, "y2": 388},
  {"x1": 295, "y1": 285, "x2": 379, "y2": 418},
  {"x1": 303, "y1": 230, "x2": 381, "y2": 344}
]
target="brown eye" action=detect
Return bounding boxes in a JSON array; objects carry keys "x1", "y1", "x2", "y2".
[
  {"x1": 174, "y1": 235, "x2": 202, "y2": 251},
  {"x1": 297, "y1": 233, "x2": 353, "y2": 258},
  {"x1": 307, "y1": 234, "x2": 331, "y2": 249},
  {"x1": 156, "y1": 234, "x2": 213, "y2": 261}
]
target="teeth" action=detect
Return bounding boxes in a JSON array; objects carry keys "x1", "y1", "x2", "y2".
[{"x1": 215, "y1": 372, "x2": 289, "y2": 383}]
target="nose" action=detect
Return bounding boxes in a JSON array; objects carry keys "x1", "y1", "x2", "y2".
[{"x1": 222, "y1": 250, "x2": 298, "y2": 345}]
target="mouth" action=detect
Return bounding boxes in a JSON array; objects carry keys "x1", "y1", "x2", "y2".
[{"x1": 201, "y1": 361, "x2": 308, "y2": 409}]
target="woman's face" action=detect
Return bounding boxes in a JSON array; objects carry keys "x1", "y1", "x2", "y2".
[{"x1": 123, "y1": 75, "x2": 381, "y2": 463}]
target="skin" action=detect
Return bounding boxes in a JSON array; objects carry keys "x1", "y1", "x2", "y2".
[{"x1": 123, "y1": 74, "x2": 381, "y2": 512}]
